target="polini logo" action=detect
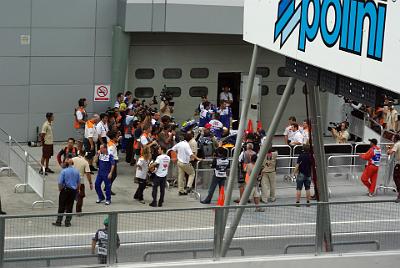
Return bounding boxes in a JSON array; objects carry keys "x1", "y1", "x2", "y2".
[{"x1": 274, "y1": 0, "x2": 387, "y2": 61}]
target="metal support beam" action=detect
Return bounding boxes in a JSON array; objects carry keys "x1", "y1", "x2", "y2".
[
  {"x1": 0, "y1": 217, "x2": 5, "y2": 268},
  {"x1": 107, "y1": 212, "x2": 118, "y2": 266},
  {"x1": 221, "y1": 77, "x2": 297, "y2": 256},
  {"x1": 111, "y1": 25, "x2": 131, "y2": 103},
  {"x1": 223, "y1": 45, "x2": 259, "y2": 230},
  {"x1": 307, "y1": 84, "x2": 333, "y2": 252}
]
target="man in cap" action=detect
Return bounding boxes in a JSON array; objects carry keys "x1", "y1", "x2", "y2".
[
  {"x1": 386, "y1": 135, "x2": 400, "y2": 203},
  {"x1": 359, "y1": 138, "x2": 381, "y2": 197},
  {"x1": 92, "y1": 217, "x2": 120, "y2": 264}
]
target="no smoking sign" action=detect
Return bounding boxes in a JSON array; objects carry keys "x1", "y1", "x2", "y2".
[{"x1": 94, "y1": 85, "x2": 110, "y2": 102}]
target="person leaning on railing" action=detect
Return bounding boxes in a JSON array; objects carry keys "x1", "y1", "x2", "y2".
[
  {"x1": 92, "y1": 217, "x2": 120, "y2": 264},
  {"x1": 386, "y1": 135, "x2": 400, "y2": 203},
  {"x1": 330, "y1": 122, "x2": 350, "y2": 143}
]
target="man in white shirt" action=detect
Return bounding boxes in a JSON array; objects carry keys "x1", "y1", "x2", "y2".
[
  {"x1": 84, "y1": 114, "x2": 100, "y2": 172},
  {"x1": 149, "y1": 146, "x2": 171, "y2": 207},
  {"x1": 290, "y1": 123, "x2": 304, "y2": 146},
  {"x1": 219, "y1": 86, "x2": 233, "y2": 107},
  {"x1": 284, "y1": 116, "x2": 297, "y2": 145},
  {"x1": 96, "y1": 113, "x2": 109, "y2": 148},
  {"x1": 301, "y1": 120, "x2": 310, "y2": 145},
  {"x1": 172, "y1": 133, "x2": 202, "y2": 195}
]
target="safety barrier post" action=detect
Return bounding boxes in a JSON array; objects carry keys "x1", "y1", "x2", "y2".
[
  {"x1": 7, "y1": 136, "x2": 11, "y2": 177},
  {"x1": 24, "y1": 152, "x2": 29, "y2": 193},
  {"x1": 213, "y1": 207, "x2": 224, "y2": 260},
  {"x1": 0, "y1": 216, "x2": 5, "y2": 268},
  {"x1": 107, "y1": 212, "x2": 118, "y2": 266}
]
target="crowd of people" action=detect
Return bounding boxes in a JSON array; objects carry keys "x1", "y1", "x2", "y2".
[{"x1": 30, "y1": 90, "x2": 400, "y2": 227}]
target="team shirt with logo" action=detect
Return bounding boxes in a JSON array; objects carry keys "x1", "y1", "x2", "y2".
[{"x1": 154, "y1": 154, "x2": 171, "y2": 177}]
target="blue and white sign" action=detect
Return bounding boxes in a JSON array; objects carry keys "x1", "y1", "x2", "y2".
[{"x1": 244, "y1": 0, "x2": 399, "y2": 92}]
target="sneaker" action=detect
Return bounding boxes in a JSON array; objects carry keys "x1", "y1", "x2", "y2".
[
  {"x1": 96, "y1": 199, "x2": 104, "y2": 204},
  {"x1": 39, "y1": 169, "x2": 48, "y2": 176},
  {"x1": 158, "y1": 202, "x2": 163, "y2": 207},
  {"x1": 0, "y1": 211, "x2": 6, "y2": 215},
  {"x1": 139, "y1": 200, "x2": 145, "y2": 204},
  {"x1": 306, "y1": 200, "x2": 311, "y2": 207},
  {"x1": 255, "y1": 207, "x2": 265, "y2": 212},
  {"x1": 149, "y1": 202, "x2": 157, "y2": 207},
  {"x1": 45, "y1": 168, "x2": 55, "y2": 174},
  {"x1": 296, "y1": 201, "x2": 300, "y2": 207},
  {"x1": 233, "y1": 199, "x2": 240, "y2": 203},
  {"x1": 52, "y1": 222, "x2": 62, "y2": 227},
  {"x1": 368, "y1": 192, "x2": 375, "y2": 197},
  {"x1": 105, "y1": 200, "x2": 111, "y2": 205},
  {"x1": 178, "y1": 192, "x2": 188, "y2": 196},
  {"x1": 185, "y1": 187, "x2": 192, "y2": 193},
  {"x1": 269, "y1": 198, "x2": 276, "y2": 202},
  {"x1": 200, "y1": 200, "x2": 211, "y2": 204},
  {"x1": 65, "y1": 222, "x2": 71, "y2": 227},
  {"x1": 111, "y1": 191, "x2": 116, "y2": 196}
]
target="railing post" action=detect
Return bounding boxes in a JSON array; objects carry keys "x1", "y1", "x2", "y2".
[
  {"x1": 7, "y1": 136, "x2": 11, "y2": 177},
  {"x1": 0, "y1": 216, "x2": 5, "y2": 268},
  {"x1": 107, "y1": 212, "x2": 118, "y2": 266},
  {"x1": 24, "y1": 152, "x2": 29, "y2": 193},
  {"x1": 213, "y1": 207, "x2": 224, "y2": 260}
]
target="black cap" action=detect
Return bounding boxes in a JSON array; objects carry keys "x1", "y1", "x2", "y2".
[{"x1": 369, "y1": 138, "x2": 378, "y2": 145}]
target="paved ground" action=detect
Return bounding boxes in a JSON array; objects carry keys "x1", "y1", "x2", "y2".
[{"x1": 1, "y1": 139, "x2": 400, "y2": 268}]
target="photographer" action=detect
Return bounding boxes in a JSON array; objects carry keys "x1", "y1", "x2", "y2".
[
  {"x1": 160, "y1": 99, "x2": 173, "y2": 117},
  {"x1": 329, "y1": 122, "x2": 349, "y2": 144}
]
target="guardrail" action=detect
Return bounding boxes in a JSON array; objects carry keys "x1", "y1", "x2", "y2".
[
  {"x1": 1, "y1": 200, "x2": 400, "y2": 267},
  {"x1": 0, "y1": 127, "x2": 54, "y2": 209}
]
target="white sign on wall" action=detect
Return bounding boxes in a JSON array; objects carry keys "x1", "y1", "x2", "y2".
[
  {"x1": 243, "y1": 0, "x2": 400, "y2": 92},
  {"x1": 94, "y1": 85, "x2": 110, "y2": 102}
]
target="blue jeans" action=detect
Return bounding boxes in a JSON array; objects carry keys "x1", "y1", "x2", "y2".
[
  {"x1": 296, "y1": 173, "x2": 311, "y2": 191},
  {"x1": 95, "y1": 174, "x2": 111, "y2": 201},
  {"x1": 203, "y1": 175, "x2": 225, "y2": 203}
]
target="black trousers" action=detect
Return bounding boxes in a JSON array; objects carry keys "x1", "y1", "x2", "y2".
[
  {"x1": 393, "y1": 164, "x2": 400, "y2": 194},
  {"x1": 125, "y1": 137, "x2": 134, "y2": 163},
  {"x1": 134, "y1": 178, "x2": 147, "y2": 201},
  {"x1": 56, "y1": 188, "x2": 76, "y2": 224},
  {"x1": 111, "y1": 161, "x2": 118, "y2": 185},
  {"x1": 152, "y1": 176, "x2": 166, "y2": 204}
]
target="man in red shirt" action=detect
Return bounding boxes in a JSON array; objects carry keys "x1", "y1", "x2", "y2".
[{"x1": 359, "y1": 139, "x2": 381, "y2": 197}]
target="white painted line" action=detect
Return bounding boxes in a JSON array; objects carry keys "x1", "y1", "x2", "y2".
[{"x1": 6, "y1": 218, "x2": 400, "y2": 240}]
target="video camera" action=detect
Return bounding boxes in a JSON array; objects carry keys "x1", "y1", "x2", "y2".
[
  {"x1": 327, "y1": 121, "x2": 347, "y2": 132},
  {"x1": 160, "y1": 85, "x2": 175, "y2": 106}
]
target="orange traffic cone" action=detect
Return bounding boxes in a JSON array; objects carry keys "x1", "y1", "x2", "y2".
[
  {"x1": 217, "y1": 186, "x2": 225, "y2": 206},
  {"x1": 246, "y1": 119, "x2": 254, "y2": 134}
]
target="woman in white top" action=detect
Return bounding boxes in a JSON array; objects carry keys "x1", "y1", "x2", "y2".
[{"x1": 133, "y1": 146, "x2": 151, "y2": 204}]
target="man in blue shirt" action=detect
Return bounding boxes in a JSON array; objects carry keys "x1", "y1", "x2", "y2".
[{"x1": 52, "y1": 159, "x2": 81, "y2": 227}]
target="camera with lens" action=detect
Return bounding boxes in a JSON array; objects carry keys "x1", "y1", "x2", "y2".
[{"x1": 327, "y1": 122, "x2": 342, "y2": 132}]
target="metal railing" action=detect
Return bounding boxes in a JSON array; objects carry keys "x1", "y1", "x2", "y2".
[
  {"x1": 0, "y1": 127, "x2": 54, "y2": 209},
  {"x1": 1, "y1": 200, "x2": 400, "y2": 267}
]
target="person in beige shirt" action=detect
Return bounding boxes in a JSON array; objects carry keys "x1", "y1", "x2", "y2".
[
  {"x1": 40, "y1": 112, "x2": 55, "y2": 175},
  {"x1": 384, "y1": 104, "x2": 398, "y2": 131},
  {"x1": 160, "y1": 99, "x2": 173, "y2": 117},
  {"x1": 72, "y1": 153, "x2": 93, "y2": 213},
  {"x1": 261, "y1": 149, "x2": 278, "y2": 203},
  {"x1": 331, "y1": 122, "x2": 350, "y2": 144}
]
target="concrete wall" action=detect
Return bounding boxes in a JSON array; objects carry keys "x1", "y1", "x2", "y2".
[
  {"x1": 0, "y1": 0, "x2": 117, "y2": 141},
  {"x1": 123, "y1": 0, "x2": 244, "y2": 34},
  {"x1": 128, "y1": 33, "x2": 329, "y2": 134},
  {"x1": 114, "y1": 251, "x2": 400, "y2": 268}
]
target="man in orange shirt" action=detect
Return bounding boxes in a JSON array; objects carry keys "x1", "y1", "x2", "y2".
[
  {"x1": 359, "y1": 139, "x2": 381, "y2": 197},
  {"x1": 84, "y1": 114, "x2": 100, "y2": 172}
]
